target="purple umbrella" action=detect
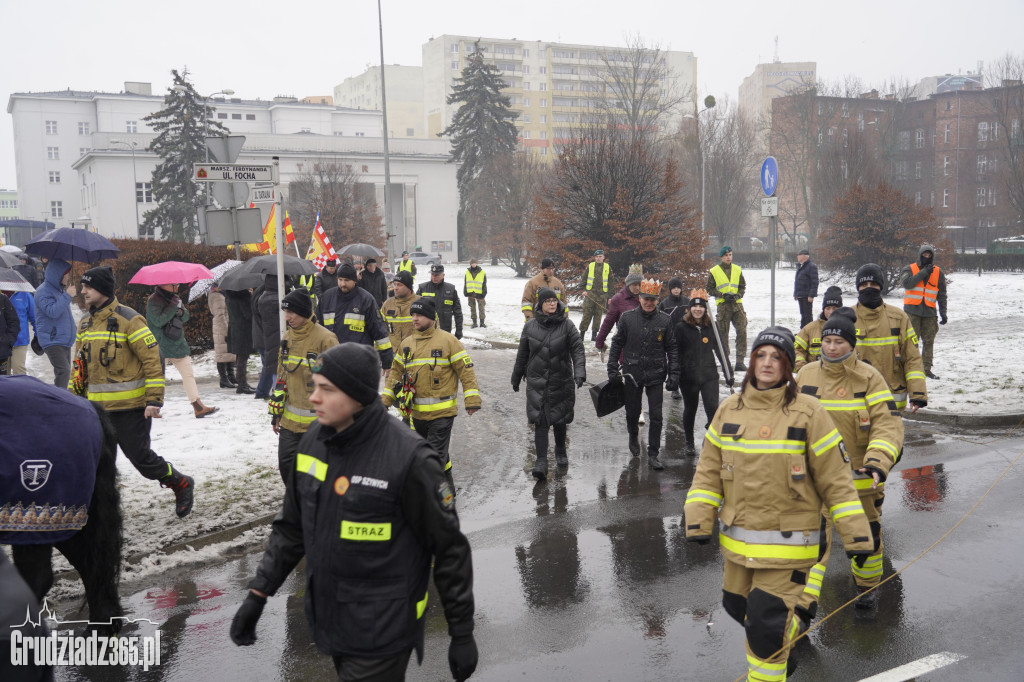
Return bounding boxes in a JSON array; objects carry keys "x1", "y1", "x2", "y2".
[{"x1": 25, "y1": 227, "x2": 120, "y2": 263}]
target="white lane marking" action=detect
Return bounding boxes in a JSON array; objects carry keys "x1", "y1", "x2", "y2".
[{"x1": 858, "y1": 652, "x2": 967, "y2": 682}]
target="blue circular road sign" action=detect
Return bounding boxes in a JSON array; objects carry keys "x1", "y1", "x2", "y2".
[{"x1": 761, "y1": 157, "x2": 779, "y2": 197}]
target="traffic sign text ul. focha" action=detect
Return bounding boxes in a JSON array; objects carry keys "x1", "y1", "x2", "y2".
[{"x1": 193, "y1": 164, "x2": 275, "y2": 183}]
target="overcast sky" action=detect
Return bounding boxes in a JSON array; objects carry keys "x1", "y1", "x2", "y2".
[{"x1": 4, "y1": 0, "x2": 1022, "y2": 190}]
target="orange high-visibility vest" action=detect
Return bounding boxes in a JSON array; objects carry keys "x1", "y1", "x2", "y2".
[{"x1": 903, "y1": 263, "x2": 940, "y2": 308}]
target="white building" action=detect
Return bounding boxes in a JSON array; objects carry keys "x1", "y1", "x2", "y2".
[
  {"x1": 334, "y1": 65, "x2": 426, "y2": 139},
  {"x1": 8, "y1": 82, "x2": 459, "y2": 256}
]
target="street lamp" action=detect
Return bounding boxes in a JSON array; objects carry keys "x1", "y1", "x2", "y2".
[
  {"x1": 683, "y1": 95, "x2": 717, "y2": 235},
  {"x1": 110, "y1": 139, "x2": 140, "y2": 237}
]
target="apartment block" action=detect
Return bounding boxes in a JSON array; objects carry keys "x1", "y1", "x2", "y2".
[{"x1": 334, "y1": 65, "x2": 425, "y2": 139}]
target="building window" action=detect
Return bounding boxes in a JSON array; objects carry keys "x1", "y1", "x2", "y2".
[
  {"x1": 827, "y1": 128, "x2": 834, "y2": 144},
  {"x1": 355, "y1": 131, "x2": 364, "y2": 137},
  {"x1": 978, "y1": 154, "x2": 987, "y2": 175},
  {"x1": 523, "y1": 65, "x2": 530, "y2": 74},
  {"x1": 942, "y1": 189, "x2": 949, "y2": 208},
  {"x1": 897, "y1": 131, "x2": 910, "y2": 150},
  {"x1": 914, "y1": 191, "x2": 922, "y2": 205},
  {"x1": 841, "y1": 102, "x2": 849, "y2": 118},
  {"x1": 217, "y1": 113, "x2": 228, "y2": 119},
  {"x1": 817, "y1": 130, "x2": 823, "y2": 145},
  {"x1": 126, "y1": 121, "x2": 138, "y2": 133},
  {"x1": 944, "y1": 123, "x2": 951, "y2": 143},
  {"x1": 522, "y1": 130, "x2": 530, "y2": 139},
  {"x1": 539, "y1": 66, "x2": 547, "y2": 75},
  {"x1": 523, "y1": 82, "x2": 530, "y2": 90},
  {"x1": 523, "y1": 48, "x2": 530, "y2": 57},
  {"x1": 46, "y1": 146, "x2": 59, "y2": 160},
  {"x1": 300, "y1": 127, "x2": 311, "y2": 133},
  {"x1": 45, "y1": 120, "x2": 57, "y2": 134},
  {"x1": 50, "y1": 201, "x2": 63, "y2": 218},
  {"x1": 540, "y1": 114, "x2": 547, "y2": 123},
  {"x1": 943, "y1": 156, "x2": 951, "y2": 176},
  {"x1": 246, "y1": 114, "x2": 256, "y2": 120},
  {"x1": 945, "y1": 101, "x2": 952, "y2": 111},
  {"x1": 48, "y1": 171, "x2": 60, "y2": 184},
  {"x1": 136, "y1": 182, "x2": 153, "y2": 203},
  {"x1": 539, "y1": 83, "x2": 547, "y2": 91},
  {"x1": 450, "y1": 44, "x2": 459, "y2": 53},
  {"x1": 78, "y1": 122, "x2": 90, "y2": 135},
  {"x1": 842, "y1": 128, "x2": 848, "y2": 147},
  {"x1": 978, "y1": 122, "x2": 989, "y2": 142},
  {"x1": 857, "y1": 112, "x2": 864, "y2": 132},
  {"x1": 540, "y1": 98, "x2": 547, "y2": 108},
  {"x1": 915, "y1": 162, "x2": 922, "y2": 179},
  {"x1": 451, "y1": 61, "x2": 458, "y2": 70},
  {"x1": 930, "y1": 191, "x2": 935, "y2": 207},
  {"x1": 523, "y1": 114, "x2": 531, "y2": 123},
  {"x1": 915, "y1": 129, "x2": 924, "y2": 149},
  {"x1": 406, "y1": 128, "x2": 414, "y2": 136},
  {"x1": 1012, "y1": 119, "x2": 1021, "y2": 141},
  {"x1": 231, "y1": 113, "x2": 242, "y2": 120},
  {"x1": 540, "y1": 131, "x2": 547, "y2": 139},
  {"x1": 80, "y1": 147, "x2": 90, "y2": 156},
  {"x1": 977, "y1": 188, "x2": 986, "y2": 207},
  {"x1": 990, "y1": 189, "x2": 998, "y2": 206},
  {"x1": 523, "y1": 98, "x2": 530, "y2": 106}
]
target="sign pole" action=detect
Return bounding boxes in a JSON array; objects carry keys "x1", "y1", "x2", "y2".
[
  {"x1": 273, "y1": 157, "x2": 286, "y2": 343},
  {"x1": 231, "y1": 207, "x2": 242, "y2": 260},
  {"x1": 769, "y1": 214, "x2": 776, "y2": 326},
  {"x1": 759, "y1": 156, "x2": 780, "y2": 327}
]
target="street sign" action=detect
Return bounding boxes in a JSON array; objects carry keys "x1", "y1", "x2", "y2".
[
  {"x1": 194, "y1": 164, "x2": 274, "y2": 182},
  {"x1": 761, "y1": 197, "x2": 779, "y2": 217},
  {"x1": 205, "y1": 135, "x2": 246, "y2": 164},
  {"x1": 212, "y1": 181, "x2": 250, "y2": 209},
  {"x1": 249, "y1": 186, "x2": 276, "y2": 203},
  {"x1": 201, "y1": 207, "x2": 264, "y2": 246},
  {"x1": 760, "y1": 156, "x2": 779, "y2": 197}
]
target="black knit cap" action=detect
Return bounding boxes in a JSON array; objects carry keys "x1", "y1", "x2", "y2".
[
  {"x1": 821, "y1": 306, "x2": 857, "y2": 347},
  {"x1": 281, "y1": 287, "x2": 313, "y2": 319},
  {"x1": 536, "y1": 287, "x2": 557, "y2": 306},
  {"x1": 752, "y1": 325, "x2": 796, "y2": 367},
  {"x1": 822, "y1": 285, "x2": 843, "y2": 310},
  {"x1": 325, "y1": 258, "x2": 337, "y2": 267},
  {"x1": 394, "y1": 271, "x2": 414, "y2": 289},
  {"x1": 541, "y1": 258, "x2": 554, "y2": 269},
  {"x1": 410, "y1": 298, "x2": 436, "y2": 319},
  {"x1": 668, "y1": 277, "x2": 683, "y2": 292},
  {"x1": 311, "y1": 343, "x2": 380, "y2": 406},
  {"x1": 337, "y1": 263, "x2": 358, "y2": 281},
  {"x1": 856, "y1": 263, "x2": 885, "y2": 289},
  {"x1": 81, "y1": 265, "x2": 115, "y2": 299}
]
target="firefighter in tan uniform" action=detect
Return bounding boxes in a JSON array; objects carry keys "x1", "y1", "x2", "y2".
[
  {"x1": 795, "y1": 307, "x2": 904, "y2": 622},
  {"x1": 685, "y1": 326, "x2": 873, "y2": 682},
  {"x1": 794, "y1": 286, "x2": 843, "y2": 371},
  {"x1": 382, "y1": 298, "x2": 481, "y2": 495},
  {"x1": 268, "y1": 288, "x2": 338, "y2": 484},
  {"x1": 380, "y1": 270, "x2": 419, "y2": 374},
  {"x1": 73, "y1": 265, "x2": 195, "y2": 518},
  {"x1": 852, "y1": 264, "x2": 927, "y2": 411},
  {"x1": 521, "y1": 258, "x2": 565, "y2": 320}
]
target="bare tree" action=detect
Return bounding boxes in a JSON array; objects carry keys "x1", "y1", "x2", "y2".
[
  {"x1": 985, "y1": 53, "x2": 1024, "y2": 228},
  {"x1": 288, "y1": 160, "x2": 383, "y2": 250}
]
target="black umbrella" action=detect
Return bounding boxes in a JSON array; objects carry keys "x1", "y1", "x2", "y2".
[
  {"x1": 336, "y1": 243, "x2": 384, "y2": 259},
  {"x1": 0, "y1": 268, "x2": 35, "y2": 293},
  {"x1": 218, "y1": 254, "x2": 318, "y2": 291},
  {"x1": 590, "y1": 379, "x2": 626, "y2": 417},
  {"x1": 25, "y1": 227, "x2": 119, "y2": 263}
]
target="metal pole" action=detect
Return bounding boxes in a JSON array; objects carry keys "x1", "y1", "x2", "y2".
[
  {"x1": 378, "y1": 0, "x2": 395, "y2": 260},
  {"x1": 129, "y1": 143, "x2": 139, "y2": 237},
  {"x1": 769, "y1": 214, "x2": 777, "y2": 326},
  {"x1": 273, "y1": 157, "x2": 286, "y2": 342}
]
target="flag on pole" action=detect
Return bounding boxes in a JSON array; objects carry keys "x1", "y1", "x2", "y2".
[
  {"x1": 257, "y1": 205, "x2": 296, "y2": 254},
  {"x1": 306, "y1": 213, "x2": 338, "y2": 269}
]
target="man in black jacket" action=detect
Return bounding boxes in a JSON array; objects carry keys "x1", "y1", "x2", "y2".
[
  {"x1": 358, "y1": 257, "x2": 388, "y2": 307},
  {"x1": 608, "y1": 279, "x2": 680, "y2": 470},
  {"x1": 231, "y1": 343, "x2": 478, "y2": 681},
  {"x1": 417, "y1": 264, "x2": 463, "y2": 338},
  {"x1": 794, "y1": 248, "x2": 819, "y2": 328}
]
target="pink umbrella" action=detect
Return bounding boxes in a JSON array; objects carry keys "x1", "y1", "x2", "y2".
[{"x1": 129, "y1": 261, "x2": 215, "y2": 286}]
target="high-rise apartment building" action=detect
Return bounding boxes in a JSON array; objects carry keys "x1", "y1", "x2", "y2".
[
  {"x1": 334, "y1": 65, "x2": 425, "y2": 139},
  {"x1": 739, "y1": 61, "x2": 817, "y2": 127},
  {"x1": 422, "y1": 35, "x2": 698, "y2": 159}
]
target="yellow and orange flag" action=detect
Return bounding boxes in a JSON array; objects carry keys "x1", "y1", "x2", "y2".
[
  {"x1": 256, "y1": 204, "x2": 295, "y2": 254},
  {"x1": 305, "y1": 213, "x2": 338, "y2": 268}
]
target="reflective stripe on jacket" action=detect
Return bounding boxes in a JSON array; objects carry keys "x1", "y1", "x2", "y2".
[
  {"x1": 381, "y1": 326, "x2": 480, "y2": 420},
  {"x1": 852, "y1": 302, "x2": 927, "y2": 407},
  {"x1": 276, "y1": 318, "x2": 338, "y2": 434},
  {"x1": 381, "y1": 294, "x2": 419, "y2": 353},
  {"x1": 463, "y1": 268, "x2": 486, "y2": 297}
]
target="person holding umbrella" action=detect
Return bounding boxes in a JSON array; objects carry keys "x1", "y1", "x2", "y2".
[
  {"x1": 33, "y1": 258, "x2": 76, "y2": 388},
  {"x1": 146, "y1": 284, "x2": 218, "y2": 418}
]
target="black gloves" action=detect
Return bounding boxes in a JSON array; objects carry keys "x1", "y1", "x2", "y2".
[
  {"x1": 726, "y1": 377, "x2": 735, "y2": 388},
  {"x1": 449, "y1": 634, "x2": 478, "y2": 681},
  {"x1": 608, "y1": 373, "x2": 622, "y2": 385},
  {"x1": 847, "y1": 551, "x2": 871, "y2": 569},
  {"x1": 724, "y1": 293, "x2": 738, "y2": 304},
  {"x1": 910, "y1": 398, "x2": 927, "y2": 408},
  {"x1": 511, "y1": 381, "x2": 520, "y2": 393},
  {"x1": 230, "y1": 592, "x2": 267, "y2": 646},
  {"x1": 940, "y1": 314, "x2": 948, "y2": 325},
  {"x1": 455, "y1": 329, "x2": 463, "y2": 340},
  {"x1": 687, "y1": 535, "x2": 712, "y2": 546},
  {"x1": 861, "y1": 463, "x2": 887, "y2": 484},
  {"x1": 574, "y1": 377, "x2": 585, "y2": 389},
  {"x1": 665, "y1": 377, "x2": 679, "y2": 392}
]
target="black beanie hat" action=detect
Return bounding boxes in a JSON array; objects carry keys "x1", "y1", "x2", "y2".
[
  {"x1": 540, "y1": 258, "x2": 554, "y2": 269},
  {"x1": 81, "y1": 265, "x2": 115, "y2": 299},
  {"x1": 821, "y1": 307, "x2": 858, "y2": 347},
  {"x1": 856, "y1": 263, "x2": 885, "y2": 290},
  {"x1": 394, "y1": 271, "x2": 414, "y2": 289},
  {"x1": 536, "y1": 286, "x2": 558, "y2": 306},
  {"x1": 337, "y1": 263, "x2": 358, "y2": 281},
  {"x1": 281, "y1": 287, "x2": 313, "y2": 319},
  {"x1": 668, "y1": 277, "x2": 683, "y2": 292},
  {"x1": 823, "y1": 285, "x2": 843, "y2": 310},
  {"x1": 312, "y1": 343, "x2": 380, "y2": 406},
  {"x1": 410, "y1": 298, "x2": 436, "y2": 319},
  {"x1": 752, "y1": 326, "x2": 796, "y2": 367}
]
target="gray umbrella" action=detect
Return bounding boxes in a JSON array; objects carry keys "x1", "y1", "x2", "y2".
[
  {"x1": 336, "y1": 243, "x2": 385, "y2": 259},
  {"x1": 218, "y1": 254, "x2": 318, "y2": 291},
  {"x1": 0, "y1": 251, "x2": 24, "y2": 268},
  {"x1": 0, "y1": 267, "x2": 35, "y2": 293}
]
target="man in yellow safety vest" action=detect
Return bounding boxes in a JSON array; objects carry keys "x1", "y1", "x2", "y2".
[
  {"x1": 705, "y1": 246, "x2": 748, "y2": 372},
  {"x1": 463, "y1": 258, "x2": 487, "y2": 328},
  {"x1": 579, "y1": 249, "x2": 611, "y2": 342}
]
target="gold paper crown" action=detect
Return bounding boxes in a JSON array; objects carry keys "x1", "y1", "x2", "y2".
[
  {"x1": 639, "y1": 278, "x2": 662, "y2": 296},
  {"x1": 689, "y1": 288, "x2": 709, "y2": 301},
  {"x1": 627, "y1": 263, "x2": 644, "y2": 277}
]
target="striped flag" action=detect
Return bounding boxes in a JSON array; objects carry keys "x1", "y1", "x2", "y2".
[
  {"x1": 257, "y1": 205, "x2": 295, "y2": 254},
  {"x1": 305, "y1": 213, "x2": 338, "y2": 269}
]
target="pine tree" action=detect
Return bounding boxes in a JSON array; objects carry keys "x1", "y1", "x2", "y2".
[
  {"x1": 141, "y1": 70, "x2": 227, "y2": 241},
  {"x1": 440, "y1": 42, "x2": 520, "y2": 205}
]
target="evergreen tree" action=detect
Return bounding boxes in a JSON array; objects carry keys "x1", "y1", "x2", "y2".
[
  {"x1": 440, "y1": 42, "x2": 520, "y2": 205},
  {"x1": 141, "y1": 70, "x2": 227, "y2": 241}
]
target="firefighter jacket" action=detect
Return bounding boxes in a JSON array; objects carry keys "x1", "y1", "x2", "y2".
[
  {"x1": 521, "y1": 273, "x2": 565, "y2": 319},
  {"x1": 381, "y1": 293, "x2": 419, "y2": 354},
  {"x1": 584, "y1": 261, "x2": 611, "y2": 293},
  {"x1": 75, "y1": 297, "x2": 165, "y2": 411},
  {"x1": 608, "y1": 307, "x2": 680, "y2": 387},
  {"x1": 900, "y1": 245, "x2": 947, "y2": 318},
  {"x1": 463, "y1": 267, "x2": 487, "y2": 299},
  {"x1": 275, "y1": 319, "x2": 338, "y2": 434},
  {"x1": 249, "y1": 401, "x2": 475, "y2": 658},
  {"x1": 381, "y1": 326, "x2": 481, "y2": 421},
  {"x1": 684, "y1": 386, "x2": 874, "y2": 569},
  {"x1": 706, "y1": 262, "x2": 746, "y2": 305},
  {"x1": 796, "y1": 354, "x2": 904, "y2": 490},
  {"x1": 853, "y1": 302, "x2": 927, "y2": 408},
  {"x1": 794, "y1": 316, "x2": 826, "y2": 372},
  {"x1": 416, "y1": 280, "x2": 463, "y2": 335},
  {"x1": 317, "y1": 285, "x2": 393, "y2": 369}
]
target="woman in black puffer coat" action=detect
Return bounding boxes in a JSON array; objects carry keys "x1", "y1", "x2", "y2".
[
  {"x1": 658, "y1": 277, "x2": 689, "y2": 399},
  {"x1": 675, "y1": 289, "x2": 732, "y2": 456},
  {"x1": 512, "y1": 287, "x2": 586, "y2": 481}
]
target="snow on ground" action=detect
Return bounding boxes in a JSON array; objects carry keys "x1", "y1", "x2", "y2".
[{"x1": 13, "y1": 262, "x2": 1021, "y2": 596}]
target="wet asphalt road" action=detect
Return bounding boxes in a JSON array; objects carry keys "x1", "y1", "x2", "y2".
[{"x1": 50, "y1": 347, "x2": 1024, "y2": 681}]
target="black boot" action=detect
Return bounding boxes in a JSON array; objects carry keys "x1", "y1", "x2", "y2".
[
  {"x1": 648, "y1": 452, "x2": 665, "y2": 470},
  {"x1": 683, "y1": 440, "x2": 697, "y2": 457},
  {"x1": 590, "y1": 330, "x2": 597, "y2": 341},
  {"x1": 160, "y1": 467, "x2": 195, "y2": 518},
  {"x1": 855, "y1": 586, "x2": 877, "y2": 609},
  {"x1": 555, "y1": 449, "x2": 568, "y2": 468},
  {"x1": 217, "y1": 363, "x2": 233, "y2": 389},
  {"x1": 734, "y1": 360, "x2": 747, "y2": 372},
  {"x1": 532, "y1": 457, "x2": 549, "y2": 481},
  {"x1": 235, "y1": 357, "x2": 256, "y2": 394},
  {"x1": 628, "y1": 435, "x2": 641, "y2": 457},
  {"x1": 224, "y1": 361, "x2": 238, "y2": 387}
]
